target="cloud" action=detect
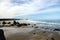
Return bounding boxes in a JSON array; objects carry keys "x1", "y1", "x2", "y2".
[
  {"x1": 11, "y1": 0, "x2": 33, "y2": 5},
  {"x1": 0, "y1": 0, "x2": 35, "y2": 18},
  {"x1": 0, "y1": 0, "x2": 60, "y2": 18},
  {"x1": 0, "y1": 0, "x2": 14, "y2": 18}
]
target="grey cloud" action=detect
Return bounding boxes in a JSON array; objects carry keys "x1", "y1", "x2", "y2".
[{"x1": 11, "y1": 0, "x2": 33, "y2": 5}]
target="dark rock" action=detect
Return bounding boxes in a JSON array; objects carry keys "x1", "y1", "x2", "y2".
[{"x1": 0, "y1": 29, "x2": 6, "y2": 40}]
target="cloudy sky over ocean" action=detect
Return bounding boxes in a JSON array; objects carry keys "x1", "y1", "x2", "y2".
[{"x1": 0, "y1": 0, "x2": 60, "y2": 20}]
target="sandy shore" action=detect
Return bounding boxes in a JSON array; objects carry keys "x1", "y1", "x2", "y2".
[{"x1": 0, "y1": 27, "x2": 60, "y2": 40}]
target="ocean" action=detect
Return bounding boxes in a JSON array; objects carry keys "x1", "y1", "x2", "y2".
[{"x1": 40, "y1": 20, "x2": 60, "y2": 23}]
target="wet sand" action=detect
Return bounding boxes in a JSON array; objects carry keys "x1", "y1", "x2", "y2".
[
  {"x1": 4, "y1": 28, "x2": 60, "y2": 40},
  {"x1": 29, "y1": 29, "x2": 60, "y2": 40}
]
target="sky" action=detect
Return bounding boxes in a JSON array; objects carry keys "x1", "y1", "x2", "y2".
[{"x1": 0, "y1": 0, "x2": 60, "y2": 20}]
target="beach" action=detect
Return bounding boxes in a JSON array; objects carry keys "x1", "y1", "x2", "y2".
[{"x1": 0, "y1": 27, "x2": 60, "y2": 40}]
